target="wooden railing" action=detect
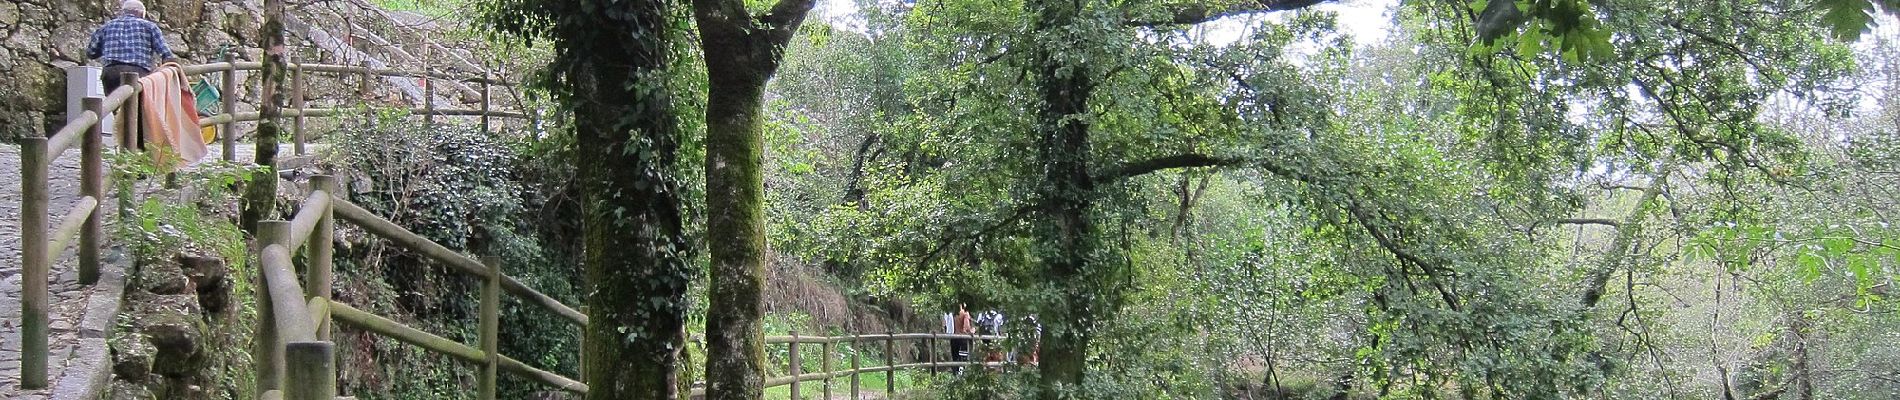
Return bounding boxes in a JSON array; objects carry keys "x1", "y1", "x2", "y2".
[
  {"x1": 253, "y1": 175, "x2": 586, "y2": 399},
  {"x1": 269, "y1": 176, "x2": 1025, "y2": 400},
  {"x1": 12, "y1": 76, "x2": 122, "y2": 390},
  {"x1": 695, "y1": 332, "x2": 1014, "y2": 399},
  {"x1": 13, "y1": 48, "x2": 523, "y2": 389},
  {"x1": 184, "y1": 50, "x2": 523, "y2": 161},
  {"x1": 17, "y1": 52, "x2": 1028, "y2": 397}
]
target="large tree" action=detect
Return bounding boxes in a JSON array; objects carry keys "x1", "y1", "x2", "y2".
[
  {"x1": 691, "y1": 0, "x2": 816, "y2": 398},
  {"x1": 482, "y1": 0, "x2": 697, "y2": 398}
]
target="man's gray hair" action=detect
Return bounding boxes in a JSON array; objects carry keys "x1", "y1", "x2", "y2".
[{"x1": 121, "y1": 0, "x2": 145, "y2": 17}]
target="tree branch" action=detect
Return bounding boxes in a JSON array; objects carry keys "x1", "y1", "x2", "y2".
[
  {"x1": 1556, "y1": 218, "x2": 1621, "y2": 227},
  {"x1": 1093, "y1": 153, "x2": 1245, "y2": 185},
  {"x1": 1133, "y1": 0, "x2": 1332, "y2": 26},
  {"x1": 761, "y1": 0, "x2": 817, "y2": 46}
]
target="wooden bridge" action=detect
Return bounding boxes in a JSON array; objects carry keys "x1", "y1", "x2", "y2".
[{"x1": 11, "y1": 57, "x2": 1015, "y2": 399}]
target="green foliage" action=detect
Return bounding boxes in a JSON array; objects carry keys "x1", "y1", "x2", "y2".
[{"x1": 325, "y1": 110, "x2": 583, "y2": 399}]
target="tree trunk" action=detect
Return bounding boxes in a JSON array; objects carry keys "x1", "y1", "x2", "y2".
[
  {"x1": 563, "y1": 1, "x2": 694, "y2": 398},
  {"x1": 479, "y1": 0, "x2": 692, "y2": 397},
  {"x1": 1027, "y1": 0, "x2": 1103, "y2": 394},
  {"x1": 241, "y1": 0, "x2": 286, "y2": 233},
  {"x1": 700, "y1": 68, "x2": 771, "y2": 400},
  {"x1": 692, "y1": 1, "x2": 813, "y2": 398}
]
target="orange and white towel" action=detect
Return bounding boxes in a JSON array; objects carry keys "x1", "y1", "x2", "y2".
[{"x1": 137, "y1": 63, "x2": 207, "y2": 170}]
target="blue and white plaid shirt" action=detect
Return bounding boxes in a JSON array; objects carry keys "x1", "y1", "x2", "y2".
[{"x1": 87, "y1": 16, "x2": 174, "y2": 70}]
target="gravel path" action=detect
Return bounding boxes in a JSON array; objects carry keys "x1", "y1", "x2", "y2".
[{"x1": 0, "y1": 131, "x2": 307, "y2": 397}]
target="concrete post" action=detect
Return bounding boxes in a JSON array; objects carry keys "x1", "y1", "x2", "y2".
[
  {"x1": 284, "y1": 341, "x2": 336, "y2": 400},
  {"x1": 479, "y1": 256, "x2": 501, "y2": 400},
  {"x1": 308, "y1": 175, "x2": 336, "y2": 341},
  {"x1": 256, "y1": 221, "x2": 291, "y2": 392}
]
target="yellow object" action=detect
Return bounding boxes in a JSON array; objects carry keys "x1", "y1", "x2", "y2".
[{"x1": 201, "y1": 125, "x2": 216, "y2": 143}]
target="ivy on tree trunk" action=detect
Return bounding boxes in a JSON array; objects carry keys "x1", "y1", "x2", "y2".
[{"x1": 480, "y1": 0, "x2": 696, "y2": 397}]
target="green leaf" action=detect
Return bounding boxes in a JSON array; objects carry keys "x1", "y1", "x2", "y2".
[
  {"x1": 1823, "y1": 237, "x2": 1855, "y2": 255},
  {"x1": 1796, "y1": 249, "x2": 1825, "y2": 277},
  {"x1": 1820, "y1": 0, "x2": 1878, "y2": 42}
]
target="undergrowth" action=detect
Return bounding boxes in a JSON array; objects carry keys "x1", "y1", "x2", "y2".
[{"x1": 108, "y1": 150, "x2": 262, "y2": 399}]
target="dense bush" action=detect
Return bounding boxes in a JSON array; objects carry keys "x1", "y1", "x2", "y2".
[{"x1": 325, "y1": 109, "x2": 584, "y2": 399}]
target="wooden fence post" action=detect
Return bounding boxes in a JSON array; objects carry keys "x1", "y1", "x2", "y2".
[
  {"x1": 119, "y1": 72, "x2": 141, "y2": 150},
  {"x1": 292, "y1": 63, "x2": 306, "y2": 156},
  {"x1": 578, "y1": 305, "x2": 588, "y2": 385},
  {"x1": 822, "y1": 338, "x2": 834, "y2": 400},
  {"x1": 358, "y1": 58, "x2": 371, "y2": 100},
  {"x1": 884, "y1": 332, "x2": 895, "y2": 400},
  {"x1": 850, "y1": 334, "x2": 861, "y2": 400},
  {"x1": 789, "y1": 331, "x2": 801, "y2": 400},
  {"x1": 79, "y1": 96, "x2": 104, "y2": 285},
  {"x1": 256, "y1": 221, "x2": 291, "y2": 393},
  {"x1": 479, "y1": 68, "x2": 491, "y2": 135},
  {"x1": 284, "y1": 341, "x2": 335, "y2": 400},
  {"x1": 926, "y1": 335, "x2": 936, "y2": 376},
  {"x1": 309, "y1": 175, "x2": 336, "y2": 341},
  {"x1": 222, "y1": 49, "x2": 238, "y2": 162},
  {"x1": 479, "y1": 256, "x2": 501, "y2": 400},
  {"x1": 423, "y1": 47, "x2": 435, "y2": 127},
  {"x1": 19, "y1": 134, "x2": 49, "y2": 389}
]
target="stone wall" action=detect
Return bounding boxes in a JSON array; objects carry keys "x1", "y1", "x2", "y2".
[{"x1": 0, "y1": 0, "x2": 259, "y2": 142}]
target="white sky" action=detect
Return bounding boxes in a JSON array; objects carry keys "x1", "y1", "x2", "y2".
[{"x1": 815, "y1": 0, "x2": 1400, "y2": 45}]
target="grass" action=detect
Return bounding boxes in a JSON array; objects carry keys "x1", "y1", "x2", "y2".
[
  {"x1": 369, "y1": 0, "x2": 469, "y2": 17},
  {"x1": 764, "y1": 370, "x2": 927, "y2": 400}
]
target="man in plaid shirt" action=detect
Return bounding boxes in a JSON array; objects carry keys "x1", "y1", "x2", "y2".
[{"x1": 87, "y1": 0, "x2": 174, "y2": 93}]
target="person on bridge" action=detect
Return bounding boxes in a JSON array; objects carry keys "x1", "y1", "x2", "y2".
[{"x1": 88, "y1": 0, "x2": 175, "y2": 93}]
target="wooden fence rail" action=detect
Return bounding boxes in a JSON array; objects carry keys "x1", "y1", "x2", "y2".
[
  {"x1": 18, "y1": 52, "x2": 1031, "y2": 398},
  {"x1": 256, "y1": 177, "x2": 588, "y2": 398},
  {"x1": 14, "y1": 47, "x2": 523, "y2": 389},
  {"x1": 687, "y1": 332, "x2": 1015, "y2": 399}
]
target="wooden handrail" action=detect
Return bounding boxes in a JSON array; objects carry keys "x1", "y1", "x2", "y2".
[
  {"x1": 47, "y1": 111, "x2": 98, "y2": 157},
  {"x1": 764, "y1": 333, "x2": 1007, "y2": 344},
  {"x1": 45, "y1": 196, "x2": 99, "y2": 258},
  {"x1": 329, "y1": 302, "x2": 587, "y2": 394},
  {"x1": 180, "y1": 61, "x2": 512, "y2": 86},
  {"x1": 331, "y1": 198, "x2": 589, "y2": 325},
  {"x1": 261, "y1": 244, "x2": 316, "y2": 342},
  {"x1": 198, "y1": 107, "x2": 529, "y2": 128},
  {"x1": 285, "y1": 191, "x2": 332, "y2": 251}
]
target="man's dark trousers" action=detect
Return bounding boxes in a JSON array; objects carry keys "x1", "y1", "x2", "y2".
[{"x1": 101, "y1": 63, "x2": 148, "y2": 94}]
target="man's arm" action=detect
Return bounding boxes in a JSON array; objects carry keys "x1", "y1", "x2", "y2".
[
  {"x1": 149, "y1": 23, "x2": 175, "y2": 61},
  {"x1": 87, "y1": 27, "x2": 104, "y2": 60}
]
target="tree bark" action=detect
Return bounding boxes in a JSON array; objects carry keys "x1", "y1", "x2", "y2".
[
  {"x1": 562, "y1": 1, "x2": 695, "y2": 397},
  {"x1": 692, "y1": 0, "x2": 813, "y2": 398},
  {"x1": 1579, "y1": 162, "x2": 1673, "y2": 308},
  {"x1": 241, "y1": 0, "x2": 287, "y2": 233},
  {"x1": 1026, "y1": 0, "x2": 1104, "y2": 394}
]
